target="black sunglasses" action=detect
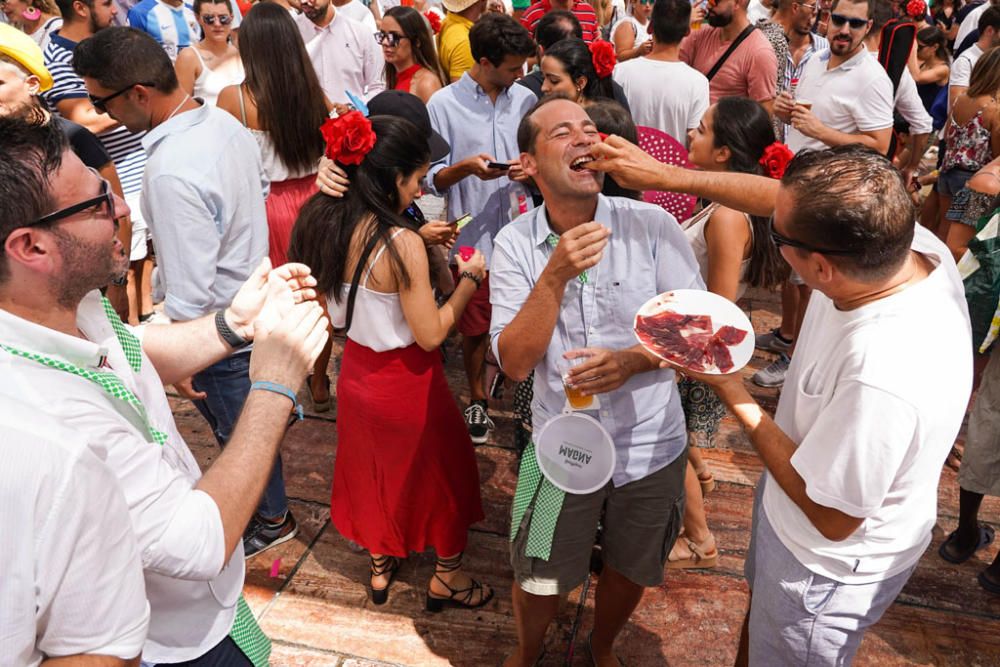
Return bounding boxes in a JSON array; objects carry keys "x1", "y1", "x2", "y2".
[
  {"x1": 89, "y1": 81, "x2": 156, "y2": 114},
  {"x1": 201, "y1": 14, "x2": 232, "y2": 24},
  {"x1": 374, "y1": 30, "x2": 406, "y2": 47},
  {"x1": 31, "y1": 168, "x2": 116, "y2": 227},
  {"x1": 829, "y1": 13, "x2": 869, "y2": 29},
  {"x1": 768, "y1": 217, "x2": 858, "y2": 256}
]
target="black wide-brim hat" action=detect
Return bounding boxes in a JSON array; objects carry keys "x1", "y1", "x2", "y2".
[{"x1": 367, "y1": 89, "x2": 451, "y2": 162}]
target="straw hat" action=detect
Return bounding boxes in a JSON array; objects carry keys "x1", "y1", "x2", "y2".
[
  {"x1": 0, "y1": 23, "x2": 54, "y2": 92},
  {"x1": 442, "y1": 0, "x2": 482, "y2": 13}
]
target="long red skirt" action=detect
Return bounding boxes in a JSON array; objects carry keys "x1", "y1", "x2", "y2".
[
  {"x1": 266, "y1": 174, "x2": 316, "y2": 267},
  {"x1": 331, "y1": 339, "x2": 485, "y2": 557}
]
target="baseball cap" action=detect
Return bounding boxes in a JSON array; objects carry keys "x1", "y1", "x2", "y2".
[
  {"x1": 0, "y1": 23, "x2": 54, "y2": 92},
  {"x1": 367, "y1": 90, "x2": 450, "y2": 162}
]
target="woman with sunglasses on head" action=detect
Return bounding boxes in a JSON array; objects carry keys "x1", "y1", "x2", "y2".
[
  {"x1": 174, "y1": 0, "x2": 244, "y2": 106},
  {"x1": 289, "y1": 113, "x2": 493, "y2": 612},
  {"x1": 1, "y1": 0, "x2": 62, "y2": 50},
  {"x1": 667, "y1": 96, "x2": 788, "y2": 570},
  {"x1": 611, "y1": 0, "x2": 652, "y2": 61},
  {"x1": 908, "y1": 25, "x2": 950, "y2": 114},
  {"x1": 377, "y1": 6, "x2": 445, "y2": 103}
]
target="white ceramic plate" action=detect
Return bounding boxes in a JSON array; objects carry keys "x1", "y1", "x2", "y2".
[{"x1": 633, "y1": 289, "x2": 754, "y2": 375}]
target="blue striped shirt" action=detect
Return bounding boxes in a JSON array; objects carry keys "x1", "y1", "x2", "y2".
[
  {"x1": 42, "y1": 32, "x2": 147, "y2": 198},
  {"x1": 128, "y1": 0, "x2": 200, "y2": 63}
]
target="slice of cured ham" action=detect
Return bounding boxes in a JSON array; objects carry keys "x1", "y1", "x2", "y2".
[{"x1": 635, "y1": 310, "x2": 748, "y2": 373}]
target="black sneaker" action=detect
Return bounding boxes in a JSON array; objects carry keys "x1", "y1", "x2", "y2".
[
  {"x1": 243, "y1": 511, "x2": 298, "y2": 559},
  {"x1": 463, "y1": 401, "x2": 494, "y2": 445}
]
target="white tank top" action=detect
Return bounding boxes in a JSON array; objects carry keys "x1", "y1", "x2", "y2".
[
  {"x1": 611, "y1": 15, "x2": 648, "y2": 49},
  {"x1": 237, "y1": 85, "x2": 317, "y2": 183},
  {"x1": 327, "y1": 229, "x2": 416, "y2": 352},
  {"x1": 191, "y1": 46, "x2": 244, "y2": 107},
  {"x1": 681, "y1": 203, "x2": 753, "y2": 300}
]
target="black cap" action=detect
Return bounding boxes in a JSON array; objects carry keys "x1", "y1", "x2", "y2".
[{"x1": 367, "y1": 89, "x2": 450, "y2": 162}]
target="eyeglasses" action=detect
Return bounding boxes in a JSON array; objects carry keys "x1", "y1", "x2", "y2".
[
  {"x1": 768, "y1": 217, "x2": 858, "y2": 256},
  {"x1": 374, "y1": 30, "x2": 406, "y2": 47},
  {"x1": 829, "y1": 13, "x2": 869, "y2": 29},
  {"x1": 201, "y1": 14, "x2": 232, "y2": 24},
  {"x1": 795, "y1": 1, "x2": 818, "y2": 12},
  {"x1": 637, "y1": 0, "x2": 655, "y2": 5},
  {"x1": 31, "y1": 168, "x2": 117, "y2": 228},
  {"x1": 89, "y1": 81, "x2": 156, "y2": 114}
]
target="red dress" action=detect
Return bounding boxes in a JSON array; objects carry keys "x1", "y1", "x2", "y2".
[
  {"x1": 394, "y1": 63, "x2": 422, "y2": 94},
  {"x1": 265, "y1": 174, "x2": 316, "y2": 267},
  {"x1": 331, "y1": 338, "x2": 484, "y2": 557}
]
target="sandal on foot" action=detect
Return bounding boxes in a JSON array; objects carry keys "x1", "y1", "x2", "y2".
[
  {"x1": 666, "y1": 535, "x2": 718, "y2": 570},
  {"x1": 587, "y1": 632, "x2": 625, "y2": 667},
  {"x1": 695, "y1": 463, "x2": 716, "y2": 495},
  {"x1": 939, "y1": 524, "x2": 995, "y2": 564},
  {"x1": 370, "y1": 554, "x2": 400, "y2": 605},
  {"x1": 426, "y1": 554, "x2": 494, "y2": 613},
  {"x1": 307, "y1": 373, "x2": 332, "y2": 413},
  {"x1": 978, "y1": 569, "x2": 1000, "y2": 594}
]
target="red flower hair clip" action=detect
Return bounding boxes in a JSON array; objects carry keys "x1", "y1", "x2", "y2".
[
  {"x1": 906, "y1": 0, "x2": 926, "y2": 18},
  {"x1": 424, "y1": 10, "x2": 441, "y2": 35},
  {"x1": 759, "y1": 142, "x2": 794, "y2": 179},
  {"x1": 589, "y1": 39, "x2": 616, "y2": 79},
  {"x1": 321, "y1": 110, "x2": 376, "y2": 166}
]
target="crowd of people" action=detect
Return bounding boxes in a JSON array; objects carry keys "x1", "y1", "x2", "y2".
[{"x1": 0, "y1": 0, "x2": 997, "y2": 664}]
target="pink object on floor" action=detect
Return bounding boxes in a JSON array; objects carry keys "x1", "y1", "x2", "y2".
[{"x1": 270, "y1": 558, "x2": 282, "y2": 578}]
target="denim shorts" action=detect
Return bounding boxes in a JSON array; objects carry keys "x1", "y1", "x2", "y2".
[{"x1": 937, "y1": 168, "x2": 977, "y2": 197}]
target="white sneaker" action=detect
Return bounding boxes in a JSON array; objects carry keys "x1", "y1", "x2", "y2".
[{"x1": 752, "y1": 354, "x2": 790, "y2": 388}]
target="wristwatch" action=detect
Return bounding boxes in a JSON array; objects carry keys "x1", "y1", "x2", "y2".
[
  {"x1": 215, "y1": 310, "x2": 248, "y2": 348},
  {"x1": 460, "y1": 271, "x2": 483, "y2": 289}
]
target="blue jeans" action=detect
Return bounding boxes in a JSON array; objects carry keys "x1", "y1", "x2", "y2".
[{"x1": 192, "y1": 351, "x2": 288, "y2": 519}]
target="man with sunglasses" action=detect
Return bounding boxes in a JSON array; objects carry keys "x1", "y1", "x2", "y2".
[
  {"x1": 586, "y1": 138, "x2": 972, "y2": 666},
  {"x1": 0, "y1": 115, "x2": 330, "y2": 666}
]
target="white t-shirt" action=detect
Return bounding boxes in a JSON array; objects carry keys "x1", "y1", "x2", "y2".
[
  {"x1": 0, "y1": 398, "x2": 149, "y2": 666},
  {"x1": 786, "y1": 48, "x2": 893, "y2": 154},
  {"x1": 613, "y1": 58, "x2": 710, "y2": 145},
  {"x1": 950, "y1": 42, "x2": 983, "y2": 89},
  {"x1": 762, "y1": 226, "x2": 973, "y2": 584},
  {"x1": 336, "y1": 0, "x2": 376, "y2": 32},
  {"x1": 956, "y1": 2, "x2": 988, "y2": 51}
]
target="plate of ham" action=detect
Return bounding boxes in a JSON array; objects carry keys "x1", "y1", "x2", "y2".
[{"x1": 633, "y1": 290, "x2": 754, "y2": 375}]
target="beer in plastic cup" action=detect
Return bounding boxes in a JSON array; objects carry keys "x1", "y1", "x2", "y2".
[
  {"x1": 558, "y1": 356, "x2": 594, "y2": 409},
  {"x1": 796, "y1": 99, "x2": 813, "y2": 111}
]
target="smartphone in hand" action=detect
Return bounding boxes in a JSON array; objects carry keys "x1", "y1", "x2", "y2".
[
  {"x1": 486, "y1": 161, "x2": 512, "y2": 170},
  {"x1": 454, "y1": 213, "x2": 473, "y2": 230}
]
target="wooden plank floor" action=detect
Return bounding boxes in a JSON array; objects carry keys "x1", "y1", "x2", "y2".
[{"x1": 173, "y1": 288, "x2": 1000, "y2": 666}]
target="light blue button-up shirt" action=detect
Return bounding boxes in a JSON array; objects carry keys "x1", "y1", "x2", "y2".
[
  {"x1": 489, "y1": 195, "x2": 705, "y2": 486},
  {"x1": 426, "y1": 73, "x2": 537, "y2": 264}
]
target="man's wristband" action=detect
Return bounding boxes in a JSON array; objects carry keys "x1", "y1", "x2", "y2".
[
  {"x1": 459, "y1": 271, "x2": 483, "y2": 289},
  {"x1": 215, "y1": 310, "x2": 248, "y2": 348},
  {"x1": 250, "y1": 380, "x2": 304, "y2": 421}
]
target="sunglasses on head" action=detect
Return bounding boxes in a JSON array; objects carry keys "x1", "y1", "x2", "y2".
[
  {"x1": 201, "y1": 14, "x2": 232, "y2": 24},
  {"x1": 829, "y1": 12, "x2": 869, "y2": 29},
  {"x1": 768, "y1": 217, "x2": 859, "y2": 256},
  {"x1": 374, "y1": 30, "x2": 405, "y2": 47},
  {"x1": 31, "y1": 168, "x2": 117, "y2": 228},
  {"x1": 637, "y1": 0, "x2": 655, "y2": 5},
  {"x1": 89, "y1": 81, "x2": 156, "y2": 114}
]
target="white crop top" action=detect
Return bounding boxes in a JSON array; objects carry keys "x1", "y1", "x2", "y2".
[{"x1": 326, "y1": 229, "x2": 416, "y2": 352}]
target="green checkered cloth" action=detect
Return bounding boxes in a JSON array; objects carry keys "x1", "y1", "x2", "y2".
[
  {"x1": 546, "y1": 233, "x2": 589, "y2": 285},
  {"x1": 231, "y1": 595, "x2": 271, "y2": 666},
  {"x1": 510, "y1": 442, "x2": 566, "y2": 561}
]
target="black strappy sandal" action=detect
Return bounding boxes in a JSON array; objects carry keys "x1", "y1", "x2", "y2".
[
  {"x1": 370, "y1": 554, "x2": 400, "y2": 605},
  {"x1": 425, "y1": 554, "x2": 494, "y2": 613}
]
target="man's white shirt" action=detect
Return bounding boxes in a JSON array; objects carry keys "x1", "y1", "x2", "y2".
[{"x1": 294, "y1": 8, "x2": 385, "y2": 104}]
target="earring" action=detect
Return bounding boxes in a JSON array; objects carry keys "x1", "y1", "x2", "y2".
[{"x1": 22, "y1": 6, "x2": 42, "y2": 19}]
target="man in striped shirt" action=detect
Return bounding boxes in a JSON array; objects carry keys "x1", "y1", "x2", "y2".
[
  {"x1": 519, "y1": 0, "x2": 599, "y2": 42},
  {"x1": 127, "y1": 0, "x2": 200, "y2": 63},
  {"x1": 44, "y1": 0, "x2": 152, "y2": 324}
]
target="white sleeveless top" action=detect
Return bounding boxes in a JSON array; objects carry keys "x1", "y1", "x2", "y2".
[
  {"x1": 191, "y1": 47, "x2": 244, "y2": 107},
  {"x1": 611, "y1": 15, "x2": 648, "y2": 49},
  {"x1": 327, "y1": 229, "x2": 416, "y2": 352},
  {"x1": 237, "y1": 85, "x2": 316, "y2": 182},
  {"x1": 681, "y1": 203, "x2": 753, "y2": 300}
]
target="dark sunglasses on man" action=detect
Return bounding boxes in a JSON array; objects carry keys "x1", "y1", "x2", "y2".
[
  {"x1": 374, "y1": 30, "x2": 406, "y2": 47},
  {"x1": 30, "y1": 168, "x2": 117, "y2": 228},
  {"x1": 89, "y1": 81, "x2": 156, "y2": 114},
  {"x1": 768, "y1": 217, "x2": 858, "y2": 256},
  {"x1": 829, "y1": 12, "x2": 869, "y2": 29},
  {"x1": 201, "y1": 14, "x2": 232, "y2": 24}
]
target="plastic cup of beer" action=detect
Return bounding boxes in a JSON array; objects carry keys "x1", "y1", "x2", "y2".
[
  {"x1": 796, "y1": 99, "x2": 813, "y2": 111},
  {"x1": 558, "y1": 356, "x2": 594, "y2": 410}
]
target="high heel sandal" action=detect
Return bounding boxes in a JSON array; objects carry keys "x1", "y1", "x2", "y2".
[
  {"x1": 369, "y1": 554, "x2": 400, "y2": 605},
  {"x1": 425, "y1": 554, "x2": 494, "y2": 613},
  {"x1": 694, "y1": 462, "x2": 715, "y2": 495}
]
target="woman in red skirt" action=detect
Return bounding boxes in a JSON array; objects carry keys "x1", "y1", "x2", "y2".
[{"x1": 289, "y1": 113, "x2": 492, "y2": 611}]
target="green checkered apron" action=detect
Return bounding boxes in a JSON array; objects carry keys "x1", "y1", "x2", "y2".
[
  {"x1": 546, "y1": 233, "x2": 589, "y2": 284},
  {"x1": 2, "y1": 298, "x2": 271, "y2": 666}
]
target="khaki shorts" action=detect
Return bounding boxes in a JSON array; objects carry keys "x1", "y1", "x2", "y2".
[{"x1": 511, "y1": 448, "x2": 687, "y2": 596}]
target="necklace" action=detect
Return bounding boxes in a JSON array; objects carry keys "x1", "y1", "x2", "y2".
[{"x1": 166, "y1": 93, "x2": 191, "y2": 122}]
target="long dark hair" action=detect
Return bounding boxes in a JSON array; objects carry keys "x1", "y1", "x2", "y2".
[
  {"x1": 288, "y1": 116, "x2": 431, "y2": 300},
  {"x1": 543, "y1": 38, "x2": 614, "y2": 102},
  {"x1": 238, "y1": 3, "x2": 327, "y2": 174},
  {"x1": 585, "y1": 99, "x2": 640, "y2": 200},
  {"x1": 917, "y1": 26, "x2": 949, "y2": 64},
  {"x1": 383, "y1": 6, "x2": 446, "y2": 90},
  {"x1": 710, "y1": 97, "x2": 788, "y2": 291}
]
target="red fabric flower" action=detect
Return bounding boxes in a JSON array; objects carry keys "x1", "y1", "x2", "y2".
[
  {"x1": 589, "y1": 39, "x2": 616, "y2": 79},
  {"x1": 759, "y1": 142, "x2": 794, "y2": 179},
  {"x1": 321, "y1": 111, "x2": 377, "y2": 166},
  {"x1": 424, "y1": 10, "x2": 441, "y2": 35},
  {"x1": 906, "y1": 0, "x2": 926, "y2": 18}
]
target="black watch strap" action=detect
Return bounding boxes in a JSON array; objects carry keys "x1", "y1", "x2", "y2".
[
  {"x1": 215, "y1": 310, "x2": 248, "y2": 348},
  {"x1": 460, "y1": 271, "x2": 482, "y2": 289}
]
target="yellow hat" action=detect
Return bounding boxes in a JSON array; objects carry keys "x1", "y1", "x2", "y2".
[{"x1": 0, "y1": 23, "x2": 54, "y2": 92}]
